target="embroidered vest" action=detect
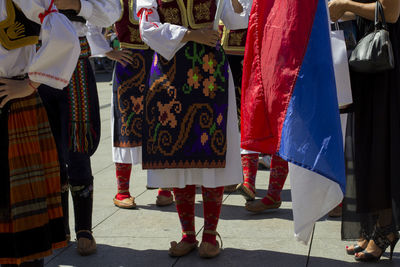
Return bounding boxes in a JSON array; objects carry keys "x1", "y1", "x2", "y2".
[
  {"x1": 115, "y1": 0, "x2": 148, "y2": 49},
  {"x1": 0, "y1": 0, "x2": 40, "y2": 50},
  {"x1": 221, "y1": 26, "x2": 247, "y2": 56},
  {"x1": 157, "y1": 0, "x2": 216, "y2": 29},
  {"x1": 60, "y1": 10, "x2": 86, "y2": 23}
]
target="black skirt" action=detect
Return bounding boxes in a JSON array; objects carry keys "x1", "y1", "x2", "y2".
[{"x1": 341, "y1": 15, "x2": 400, "y2": 239}]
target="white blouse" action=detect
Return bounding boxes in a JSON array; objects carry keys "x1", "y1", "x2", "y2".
[
  {"x1": 66, "y1": 0, "x2": 121, "y2": 56},
  {"x1": 68, "y1": 0, "x2": 121, "y2": 37},
  {"x1": 0, "y1": 0, "x2": 80, "y2": 89},
  {"x1": 137, "y1": 0, "x2": 252, "y2": 60},
  {"x1": 86, "y1": 23, "x2": 112, "y2": 56}
]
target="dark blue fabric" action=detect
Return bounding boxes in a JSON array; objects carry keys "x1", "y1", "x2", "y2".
[{"x1": 278, "y1": 0, "x2": 346, "y2": 192}]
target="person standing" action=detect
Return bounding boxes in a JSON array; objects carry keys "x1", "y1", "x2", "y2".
[
  {"x1": 220, "y1": 20, "x2": 290, "y2": 212},
  {"x1": 107, "y1": 0, "x2": 174, "y2": 209},
  {"x1": 137, "y1": 0, "x2": 250, "y2": 258},
  {"x1": 329, "y1": 0, "x2": 400, "y2": 262},
  {"x1": 0, "y1": 0, "x2": 80, "y2": 265},
  {"x1": 38, "y1": 0, "x2": 121, "y2": 256}
]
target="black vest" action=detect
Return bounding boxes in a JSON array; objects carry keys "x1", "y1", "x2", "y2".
[{"x1": 0, "y1": 0, "x2": 40, "y2": 50}]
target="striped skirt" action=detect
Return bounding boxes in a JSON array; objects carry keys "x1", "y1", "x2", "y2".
[{"x1": 0, "y1": 93, "x2": 66, "y2": 265}]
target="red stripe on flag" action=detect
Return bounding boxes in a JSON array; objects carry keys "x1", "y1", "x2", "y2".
[{"x1": 241, "y1": 0, "x2": 319, "y2": 154}]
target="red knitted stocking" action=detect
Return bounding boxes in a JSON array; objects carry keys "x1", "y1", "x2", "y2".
[
  {"x1": 173, "y1": 185, "x2": 197, "y2": 243},
  {"x1": 115, "y1": 163, "x2": 132, "y2": 200},
  {"x1": 241, "y1": 153, "x2": 259, "y2": 195},
  {"x1": 202, "y1": 186, "x2": 224, "y2": 245},
  {"x1": 261, "y1": 155, "x2": 288, "y2": 205}
]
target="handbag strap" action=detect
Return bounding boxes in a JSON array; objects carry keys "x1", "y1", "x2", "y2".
[{"x1": 375, "y1": 1, "x2": 388, "y2": 30}]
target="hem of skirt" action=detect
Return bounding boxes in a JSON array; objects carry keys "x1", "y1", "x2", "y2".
[
  {"x1": 143, "y1": 160, "x2": 226, "y2": 169},
  {"x1": 114, "y1": 141, "x2": 142, "y2": 147},
  {"x1": 147, "y1": 180, "x2": 241, "y2": 189},
  {"x1": 0, "y1": 239, "x2": 66, "y2": 265}
]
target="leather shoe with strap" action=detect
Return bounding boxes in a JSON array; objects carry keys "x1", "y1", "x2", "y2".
[
  {"x1": 168, "y1": 231, "x2": 198, "y2": 257},
  {"x1": 198, "y1": 230, "x2": 222, "y2": 258},
  {"x1": 156, "y1": 195, "x2": 174, "y2": 206},
  {"x1": 77, "y1": 230, "x2": 97, "y2": 256},
  {"x1": 245, "y1": 195, "x2": 281, "y2": 213},
  {"x1": 113, "y1": 196, "x2": 136, "y2": 209}
]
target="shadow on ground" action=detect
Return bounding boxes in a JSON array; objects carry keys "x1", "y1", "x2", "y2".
[
  {"x1": 179, "y1": 248, "x2": 400, "y2": 267},
  {"x1": 138, "y1": 202, "x2": 294, "y2": 221},
  {"x1": 45, "y1": 243, "x2": 173, "y2": 267},
  {"x1": 46, "y1": 244, "x2": 400, "y2": 267}
]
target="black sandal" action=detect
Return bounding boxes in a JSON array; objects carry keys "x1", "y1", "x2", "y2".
[
  {"x1": 355, "y1": 225, "x2": 399, "y2": 262},
  {"x1": 346, "y1": 229, "x2": 370, "y2": 255}
]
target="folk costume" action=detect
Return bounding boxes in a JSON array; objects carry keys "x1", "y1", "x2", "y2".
[
  {"x1": 0, "y1": 0, "x2": 80, "y2": 265},
  {"x1": 219, "y1": 12, "x2": 290, "y2": 212},
  {"x1": 37, "y1": 0, "x2": 121, "y2": 256},
  {"x1": 111, "y1": 0, "x2": 173, "y2": 209},
  {"x1": 137, "y1": 0, "x2": 248, "y2": 257}
]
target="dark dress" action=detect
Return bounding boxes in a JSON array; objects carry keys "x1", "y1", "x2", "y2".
[{"x1": 342, "y1": 1, "x2": 400, "y2": 239}]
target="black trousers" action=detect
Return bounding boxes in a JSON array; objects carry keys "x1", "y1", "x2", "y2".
[{"x1": 37, "y1": 85, "x2": 94, "y2": 186}]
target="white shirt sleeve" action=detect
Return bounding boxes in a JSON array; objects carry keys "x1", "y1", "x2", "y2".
[
  {"x1": 137, "y1": 0, "x2": 187, "y2": 61},
  {"x1": 86, "y1": 23, "x2": 112, "y2": 57},
  {"x1": 78, "y1": 0, "x2": 122, "y2": 27},
  {"x1": 221, "y1": 0, "x2": 252, "y2": 30},
  {"x1": 12, "y1": 0, "x2": 80, "y2": 89}
]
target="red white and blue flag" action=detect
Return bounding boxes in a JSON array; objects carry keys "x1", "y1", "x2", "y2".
[{"x1": 241, "y1": 0, "x2": 346, "y2": 244}]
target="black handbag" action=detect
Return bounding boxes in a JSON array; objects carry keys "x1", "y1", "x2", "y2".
[{"x1": 348, "y1": 1, "x2": 395, "y2": 73}]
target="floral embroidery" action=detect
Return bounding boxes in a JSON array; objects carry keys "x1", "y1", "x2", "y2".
[
  {"x1": 202, "y1": 76, "x2": 216, "y2": 98},
  {"x1": 187, "y1": 66, "x2": 203, "y2": 89},
  {"x1": 157, "y1": 99, "x2": 181, "y2": 128},
  {"x1": 114, "y1": 50, "x2": 154, "y2": 148},
  {"x1": 143, "y1": 42, "x2": 228, "y2": 169},
  {"x1": 202, "y1": 53, "x2": 216, "y2": 74},
  {"x1": 131, "y1": 95, "x2": 144, "y2": 114}
]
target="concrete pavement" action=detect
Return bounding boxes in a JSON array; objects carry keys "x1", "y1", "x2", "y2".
[{"x1": 44, "y1": 72, "x2": 400, "y2": 267}]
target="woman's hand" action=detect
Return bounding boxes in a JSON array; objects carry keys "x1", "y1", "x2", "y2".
[
  {"x1": 182, "y1": 29, "x2": 220, "y2": 47},
  {"x1": 105, "y1": 49, "x2": 134, "y2": 67},
  {"x1": 231, "y1": 0, "x2": 244, "y2": 14},
  {"x1": 329, "y1": 0, "x2": 349, "y2": 22},
  {"x1": 0, "y1": 79, "x2": 38, "y2": 108},
  {"x1": 54, "y1": 0, "x2": 81, "y2": 12}
]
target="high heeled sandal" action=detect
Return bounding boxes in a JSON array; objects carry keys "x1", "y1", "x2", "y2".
[
  {"x1": 198, "y1": 230, "x2": 223, "y2": 258},
  {"x1": 76, "y1": 230, "x2": 97, "y2": 256},
  {"x1": 355, "y1": 225, "x2": 399, "y2": 262},
  {"x1": 346, "y1": 230, "x2": 370, "y2": 255},
  {"x1": 236, "y1": 182, "x2": 255, "y2": 201},
  {"x1": 346, "y1": 243, "x2": 367, "y2": 255},
  {"x1": 168, "y1": 231, "x2": 198, "y2": 257}
]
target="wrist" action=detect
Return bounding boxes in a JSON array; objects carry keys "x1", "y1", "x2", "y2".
[
  {"x1": 182, "y1": 29, "x2": 192, "y2": 43},
  {"x1": 342, "y1": 0, "x2": 352, "y2": 13}
]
